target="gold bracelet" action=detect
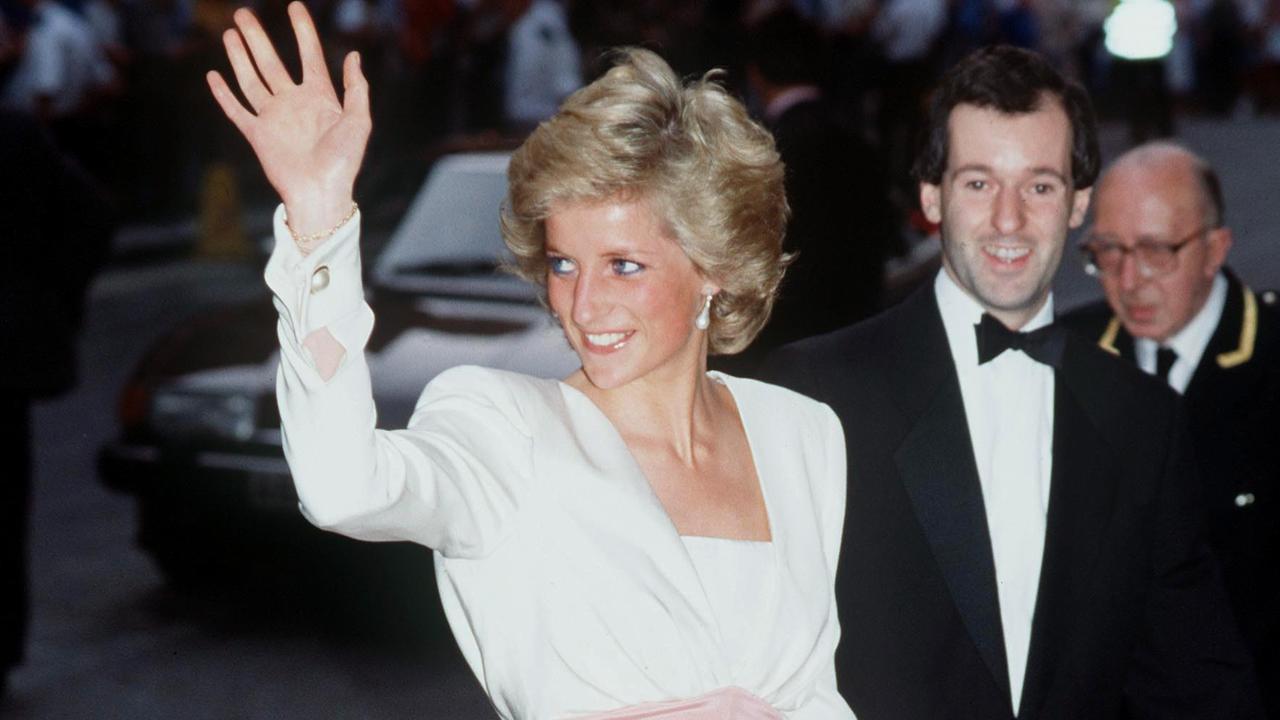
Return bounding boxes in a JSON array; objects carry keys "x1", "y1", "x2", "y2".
[{"x1": 285, "y1": 203, "x2": 359, "y2": 246}]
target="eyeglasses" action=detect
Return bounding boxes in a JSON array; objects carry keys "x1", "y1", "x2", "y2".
[{"x1": 1080, "y1": 226, "x2": 1209, "y2": 278}]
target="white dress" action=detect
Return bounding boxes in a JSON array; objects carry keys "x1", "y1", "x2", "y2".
[{"x1": 264, "y1": 208, "x2": 856, "y2": 720}]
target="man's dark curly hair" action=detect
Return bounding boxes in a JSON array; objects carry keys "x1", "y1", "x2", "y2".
[{"x1": 912, "y1": 45, "x2": 1100, "y2": 189}]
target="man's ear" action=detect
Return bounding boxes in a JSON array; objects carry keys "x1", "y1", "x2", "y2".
[
  {"x1": 1205, "y1": 226, "x2": 1233, "y2": 278},
  {"x1": 919, "y1": 183, "x2": 942, "y2": 224},
  {"x1": 1068, "y1": 186, "x2": 1093, "y2": 229}
]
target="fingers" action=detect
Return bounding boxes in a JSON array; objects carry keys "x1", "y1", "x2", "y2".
[
  {"x1": 233, "y1": 7, "x2": 293, "y2": 93},
  {"x1": 289, "y1": 1, "x2": 330, "y2": 87},
  {"x1": 341, "y1": 51, "x2": 370, "y2": 128},
  {"x1": 206, "y1": 70, "x2": 255, "y2": 133},
  {"x1": 223, "y1": 28, "x2": 271, "y2": 111}
]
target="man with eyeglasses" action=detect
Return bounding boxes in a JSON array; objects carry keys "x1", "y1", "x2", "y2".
[{"x1": 1063, "y1": 141, "x2": 1280, "y2": 716}]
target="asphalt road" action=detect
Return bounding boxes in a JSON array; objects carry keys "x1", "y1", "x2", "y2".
[
  {"x1": 7, "y1": 261, "x2": 493, "y2": 718},
  {"x1": 4, "y1": 117, "x2": 1280, "y2": 719}
]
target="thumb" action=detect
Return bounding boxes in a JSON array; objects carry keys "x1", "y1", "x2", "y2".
[{"x1": 341, "y1": 51, "x2": 371, "y2": 129}]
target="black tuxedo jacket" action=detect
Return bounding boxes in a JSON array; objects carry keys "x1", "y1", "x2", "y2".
[
  {"x1": 762, "y1": 284, "x2": 1261, "y2": 720},
  {"x1": 1062, "y1": 269, "x2": 1280, "y2": 716}
]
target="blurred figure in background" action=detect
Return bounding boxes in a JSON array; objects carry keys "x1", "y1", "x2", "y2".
[
  {"x1": 117, "y1": 0, "x2": 199, "y2": 216},
  {"x1": 869, "y1": 0, "x2": 946, "y2": 204},
  {"x1": 0, "y1": 109, "x2": 113, "y2": 700},
  {"x1": 741, "y1": 8, "x2": 897, "y2": 367},
  {"x1": 1103, "y1": 0, "x2": 1177, "y2": 141},
  {"x1": 996, "y1": 0, "x2": 1040, "y2": 49},
  {"x1": 0, "y1": 0, "x2": 119, "y2": 173},
  {"x1": 1064, "y1": 142, "x2": 1280, "y2": 715},
  {"x1": 1250, "y1": 0, "x2": 1280, "y2": 113},
  {"x1": 0, "y1": 8, "x2": 17, "y2": 82},
  {"x1": 382, "y1": 0, "x2": 454, "y2": 144},
  {"x1": 1198, "y1": 0, "x2": 1249, "y2": 115},
  {"x1": 503, "y1": 0, "x2": 580, "y2": 133},
  {"x1": 82, "y1": 0, "x2": 129, "y2": 69},
  {"x1": 0, "y1": 0, "x2": 115, "y2": 120}
]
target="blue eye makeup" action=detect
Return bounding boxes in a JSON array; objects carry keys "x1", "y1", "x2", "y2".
[
  {"x1": 547, "y1": 256, "x2": 576, "y2": 276},
  {"x1": 611, "y1": 259, "x2": 644, "y2": 275}
]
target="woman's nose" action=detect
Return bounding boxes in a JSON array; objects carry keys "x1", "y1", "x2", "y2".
[{"x1": 570, "y1": 271, "x2": 607, "y2": 327}]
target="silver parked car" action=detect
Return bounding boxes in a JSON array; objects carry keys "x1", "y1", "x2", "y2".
[{"x1": 99, "y1": 152, "x2": 579, "y2": 586}]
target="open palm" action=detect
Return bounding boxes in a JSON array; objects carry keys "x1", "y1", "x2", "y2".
[{"x1": 207, "y1": 2, "x2": 369, "y2": 235}]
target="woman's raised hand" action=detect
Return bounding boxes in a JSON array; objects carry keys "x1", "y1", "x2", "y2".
[{"x1": 206, "y1": 2, "x2": 370, "y2": 238}]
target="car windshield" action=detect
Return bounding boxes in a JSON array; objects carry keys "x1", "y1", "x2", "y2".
[{"x1": 371, "y1": 152, "x2": 530, "y2": 298}]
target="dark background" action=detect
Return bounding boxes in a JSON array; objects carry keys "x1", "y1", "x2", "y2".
[{"x1": 4, "y1": 0, "x2": 1280, "y2": 716}]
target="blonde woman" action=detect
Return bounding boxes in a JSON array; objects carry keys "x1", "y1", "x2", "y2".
[{"x1": 208, "y1": 4, "x2": 854, "y2": 717}]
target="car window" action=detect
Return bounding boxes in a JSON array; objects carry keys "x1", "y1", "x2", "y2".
[{"x1": 373, "y1": 153, "x2": 515, "y2": 284}]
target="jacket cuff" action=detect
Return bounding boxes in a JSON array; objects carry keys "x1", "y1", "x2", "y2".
[{"x1": 264, "y1": 203, "x2": 368, "y2": 346}]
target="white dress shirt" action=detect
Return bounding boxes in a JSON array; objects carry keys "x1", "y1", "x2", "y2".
[
  {"x1": 935, "y1": 270, "x2": 1055, "y2": 715},
  {"x1": 1134, "y1": 272, "x2": 1228, "y2": 394},
  {"x1": 264, "y1": 208, "x2": 855, "y2": 719}
]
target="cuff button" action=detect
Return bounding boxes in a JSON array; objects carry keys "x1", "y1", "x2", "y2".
[
  {"x1": 1235, "y1": 492, "x2": 1255, "y2": 508},
  {"x1": 310, "y1": 265, "x2": 331, "y2": 294}
]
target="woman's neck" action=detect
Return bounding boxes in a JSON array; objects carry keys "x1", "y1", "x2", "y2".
[{"x1": 570, "y1": 357, "x2": 725, "y2": 466}]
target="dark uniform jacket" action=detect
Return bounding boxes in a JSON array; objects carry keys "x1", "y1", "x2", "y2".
[
  {"x1": 1062, "y1": 268, "x2": 1280, "y2": 717},
  {"x1": 762, "y1": 283, "x2": 1262, "y2": 720}
]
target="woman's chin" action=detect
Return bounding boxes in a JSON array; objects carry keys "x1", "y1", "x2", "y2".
[{"x1": 577, "y1": 365, "x2": 633, "y2": 392}]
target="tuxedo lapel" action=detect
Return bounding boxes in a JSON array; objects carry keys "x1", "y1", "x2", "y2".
[
  {"x1": 895, "y1": 381, "x2": 1013, "y2": 705},
  {"x1": 889, "y1": 288, "x2": 1013, "y2": 707},
  {"x1": 1018, "y1": 340, "x2": 1120, "y2": 718}
]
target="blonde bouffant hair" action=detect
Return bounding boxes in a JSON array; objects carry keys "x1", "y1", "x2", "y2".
[{"x1": 500, "y1": 48, "x2": 790, "y2": 355}]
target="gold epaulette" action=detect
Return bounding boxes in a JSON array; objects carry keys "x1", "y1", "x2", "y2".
[
  {"x1": 1216, "y1": 286, "x2": 1257, "y2": 369},
  {"x1": 1098, "y1": 317, "x2": 1122, "y2": 356}
]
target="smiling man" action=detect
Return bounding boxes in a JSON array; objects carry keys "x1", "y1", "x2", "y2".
[
  {"x1": 763, "y1": 47, "x2": 1262, "y2": 719},
  {"x1": 1062, "y1": 142, "x2": 1280, "y2": 716}
]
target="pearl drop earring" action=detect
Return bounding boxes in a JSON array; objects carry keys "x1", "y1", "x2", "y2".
[{"x1": 695, "y1": 294, "x2": 712, "y2": 330}]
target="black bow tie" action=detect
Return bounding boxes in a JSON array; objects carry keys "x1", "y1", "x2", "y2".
[{"x1": 974, "y1": 313, "x2": 1065, "y2": 368}]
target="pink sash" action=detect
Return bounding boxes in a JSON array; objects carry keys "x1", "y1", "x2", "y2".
[{"x1": 579, "y1": 687, "x2": 783, "y2": 719}]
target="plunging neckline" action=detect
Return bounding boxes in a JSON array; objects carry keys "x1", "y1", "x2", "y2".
[{"x1": 556, "y1": 371, "x2": 776, "y2": 545}]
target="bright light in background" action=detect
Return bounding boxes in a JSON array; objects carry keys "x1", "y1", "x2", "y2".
[{"x1": 1104, "y1": 0, "x2": 1177, "y2": 60}]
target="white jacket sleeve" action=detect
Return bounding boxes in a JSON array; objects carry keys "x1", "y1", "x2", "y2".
[
  {"x1": 263, "y1": 206, "x2": 534, "y2": 559},
  {"x1": 818, "y1": 402, "x2": 847, "y2": 570},
  {"x1": 808, "y1": 403, "x2": 856, "y2": 719}
]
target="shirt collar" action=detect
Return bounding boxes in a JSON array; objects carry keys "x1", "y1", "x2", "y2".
[
  {"x1": 1135, "y1": 271, "x2": 1227, "y2": 370},
  {"x1": 935, "y1": 268, "x2": 1055, "y2": 370}
]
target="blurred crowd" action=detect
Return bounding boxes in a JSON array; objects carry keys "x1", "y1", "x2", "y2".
[{"x1": 2, "y1": 0, "x2": 1280, "y2": 232}]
